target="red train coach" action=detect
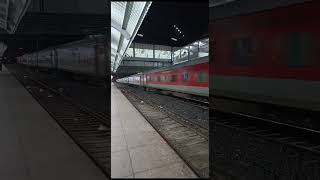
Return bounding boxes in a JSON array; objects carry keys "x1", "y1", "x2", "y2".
[
  {"x1": 210, "y1": 0, "x2": 320, "y2": 112},
  {"x1": 117, "y1": 57, "x2": 209, "y2": 97}
]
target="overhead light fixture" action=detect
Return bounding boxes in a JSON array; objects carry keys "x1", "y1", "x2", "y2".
[
  {"x1": 19, "y1": 47, "x2": 23, "y2": 49},
  {"x1": 171, "y1": 37, "x2": 177, "y2": 41},
  {"x1": 137, "y1": 33, "x2": 143, "y2": 37}
]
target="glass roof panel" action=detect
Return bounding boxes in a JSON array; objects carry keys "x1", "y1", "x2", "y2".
[
  {"x1": 111, "y1": 1, "x2": 152, "y2": 72},
  {"x1": 111, "y1": 2, "x2": 126, "y2": 27},
  {"x1": 126, "y1": 2, "x2": 146, "y2": 36}
]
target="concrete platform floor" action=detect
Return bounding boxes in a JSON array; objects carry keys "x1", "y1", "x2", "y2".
[
  {"x1": 0, "y1": 65, "x2": 107, "y2": 180},
  {"x1": 111, "y1": 83, "x2": 197, "y2": 178}
]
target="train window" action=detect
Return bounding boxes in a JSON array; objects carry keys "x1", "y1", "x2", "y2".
[
  {"x1": 157, "y1": 76, "x2": 161, "y2": 82},
  {"x1": 163, "y1": 75, "x2": 170, "y2": 82},
  {"x1": 160, "y1": 76, "x2": 165, "y2": 82},
  {"x1": 181, "y1": 73, "x2": 189, "y2": 81},
  {"x1": 197, "y1": 72, "x2": 207, "y2": 82},
  {"x1": 281, "y1": 32, "x2": 313, "y2": 67},
  {"x1": 171, "y1": 75, "x2": 177, "y2": 82},
  {"x1": 161, "y1": 75, "x2": 168, "y2": 82},
  {"x1": 232, "y1": 38, "x2": 254, "y2": 66}
]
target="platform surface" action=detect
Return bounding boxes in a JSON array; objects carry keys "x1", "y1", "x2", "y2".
[
  {"x1": 111, "y1": 83, "x2": 197, "y2": 178},
  {"x1": 0, "y1": 65, "x2": 107, "y2": 180}
]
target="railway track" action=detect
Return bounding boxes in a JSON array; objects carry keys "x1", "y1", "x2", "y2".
[
  {"x1": 213, "y1": 108, "x2": 320, "y2": 179},
  {"x1": 9, "y1": 67, "x2": 110, "y2": 177},
  {"x1": 167, "y1": 93, "x2": 209, "y2": 110},
  {"x1": 212, "y1": 95, "x2": 320, "y2": 132},
  {"x1": 117, "y1": 83, "x2": 209, "y2": 178},
  {"x1": 215, "y1": 109, "x2": 320, "y2": 153},
  {"x1": 154, "y1": 89, "x2": 209, "y2": 107},
  {"x1": 122, "y1": 84, "x2": 209, "y2": 132}
]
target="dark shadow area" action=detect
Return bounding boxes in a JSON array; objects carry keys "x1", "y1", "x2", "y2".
[
  {"x1": 0, "y1": 0, "x2": 110, "y2": 178},
  {"x1": 210, "y1": 0, "x2": 320, "y2": 179}
]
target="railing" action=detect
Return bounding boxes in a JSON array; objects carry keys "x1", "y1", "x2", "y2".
[
  {"x1": 173, "y1": 38, "x2": 209, "y2": 64},
  {"x1": 123, "y1": 37, "x2": 209, "y2": 65}
]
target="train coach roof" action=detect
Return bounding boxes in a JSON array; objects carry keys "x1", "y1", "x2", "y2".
[
  {"x1": 123, "y1": 56, "x2": 208, "y2": 79},
  {"x1": 210, "y1": 0, "x2": 311, "y2": 21},
  {"x1": 143, "y1": 56, "x2": 208, "y2": 74},
  {"x1": 56, "y1": 35, "x2": 106, "y2": 49},
  {"x1": 18, "y1": 36, "x2": 106, "y2": 58}
]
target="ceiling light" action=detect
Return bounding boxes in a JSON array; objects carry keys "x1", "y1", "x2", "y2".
[
  {"x1": 137, "y1": 33, "x2": 143, "y2": 37},
  {"x1": 171, "y1": 38, "x2": 177, "y2": 41}
]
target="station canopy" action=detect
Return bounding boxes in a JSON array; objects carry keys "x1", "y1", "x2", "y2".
[
  {"x1": 0, "y1": 42, "x2": 7, "y2": 56},
  {"x1": 0, "y1": 0, "x2": 31, "y2": 34},
  {"x1": 209, "y1": 0, "x2": 238, "y2": 7},
  {"x1": 111, "y1": 1, "x2": 152, "y2": 73}
]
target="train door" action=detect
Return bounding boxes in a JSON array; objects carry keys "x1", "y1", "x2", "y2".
[
  {"x1": 142, "y1": 74, "x2": 147, "y2": 90},
  {"x1": 140, "y1": 74, "x2": 144, "y2": 86},
  {"x1": 144, "y1": 74, "x2": 147, "y2": 87},
  {"x1": 144, "y1": 74, "x2": 146, "y2": 87}
]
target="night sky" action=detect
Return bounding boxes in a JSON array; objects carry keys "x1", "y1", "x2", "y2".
[{"x1": 133, "y1": 1, "x2": 208, "y2": 47}]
